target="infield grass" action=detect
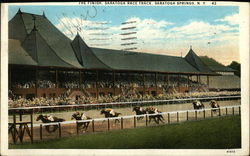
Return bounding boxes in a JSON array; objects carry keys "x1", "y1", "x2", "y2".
[{"x1": 10, "y1": 116, "x2": 241, "y2": 149}]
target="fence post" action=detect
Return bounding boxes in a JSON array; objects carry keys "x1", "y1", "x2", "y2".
[
  {"x1": 121, "y1": 117, "x2": 123, "y2": 129},
  {"x1": 145, "y1": 115, "x2": 148, "y2": 126},
  {"x1": 186, "y1": 111, "x2": 188, "y2": 121},
  {"x1": 30, "y1": 111, "x2": 33, "y2": 143},
  {"x1": 203, "y1": 110, "x2": 205, "y2": 119},
  {"x1": 58, "y1": 123, "x2": 61, "y2": 138},
  {"x1": 218, "y1": 108, "x2": 221, "y2": 116},
  {"x1": 40, "y1": 124, "x2": 42, "y2": 140},
  {"x1": 195, "y1": 111, "x2": 197, "y2": 120},
  {"x1": 92, "y1": 120, "x2": 95, "y2": 132},
  {"x1": 108, "y1": 119, "x2": 110, "y2": 131},
  {"x1": 76, "y1": 121, "x2": 79, "y2": 135},
  {"x1": 13, "y1": 113, "x2": 16, "y2": 144},
  {"x1": 232, "y1": 107, "x2": 234, "y2": 115},
  {"x1": 168, "y1": 113, "x2": 170, "y2": 123},
  {"x1": 134, "y1": 116, "x2": 137, "y2": 128},
  {"x1": 177, "y1": 112, "x2": 179, "y2": 123},
  {"x1": 226, "y1": 108, "x2": 228, "y2": 115},
  {"x1": 211, "y1": 109, "x2": 213, "y2": 117}
]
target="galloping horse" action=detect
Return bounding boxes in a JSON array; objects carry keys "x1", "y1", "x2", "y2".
[
  {"x1": 145, "y1": 107, "x2": 165, "y2": 124},
  {"x1": 36, "y1": 114, "x2": 65, "y2": 133},
  {"x1": 132, "y1": 106, "x2": 147, "y2": 120},
  {"x1": 100, "y1": 109, "x2": 121, "y2": 123},
  {"x1": 192, "y1": 100, "x2": 204, "y2": 110},
  {"x1": 210, "y1": 100, "x2": 220, "y2": 113},
  {"x1": 71, "y1": 112, "x2": 91, "y2": 132}
]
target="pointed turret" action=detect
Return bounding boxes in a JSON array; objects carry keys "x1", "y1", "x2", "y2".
[
  {"x1": 42, "y1": 11, "x2": 46, "y2": 18},
  {"x1": 9, "y1": 9, "x2": 27, "y2": 41},
  {"x1": 71, "y1": 34, "x2": 110, "y2": 69},
  {"x1": 184, "y1": 47, "x2": 212, "y2": 73},
  {"x1": 21, "y1": 28, "x2": 73, "y2": 67}
]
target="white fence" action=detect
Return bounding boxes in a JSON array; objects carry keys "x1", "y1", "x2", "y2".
[{"x1": 9, "y1": 104, "x2": 241, "y2": 143}]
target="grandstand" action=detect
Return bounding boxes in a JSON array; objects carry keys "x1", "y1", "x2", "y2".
[
  {"x1": 8, "y1": 9, "x2": 240, "y2": 99},
  {"x1": 200, "y1": 56, "x2": 240, "y2": 91}
]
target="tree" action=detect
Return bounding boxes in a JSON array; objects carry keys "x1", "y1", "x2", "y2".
[{"x1": 228, "y1": 61, "x2": 241, "y2": 77}]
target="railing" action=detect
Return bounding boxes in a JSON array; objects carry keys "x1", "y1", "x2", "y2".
[
  {"x1": 8, "y1": 95, "x2": 241, "y2": 112},
  {"x1": 9, "y1": 105, "x2": 240, "y2": 143}
]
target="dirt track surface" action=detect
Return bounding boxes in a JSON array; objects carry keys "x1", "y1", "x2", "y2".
[{"x1": 8, "y1": 100, "x2": 240, "y2": 143}]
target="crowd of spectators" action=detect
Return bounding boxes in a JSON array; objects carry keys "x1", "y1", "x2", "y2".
[{"x1": 8, "y1": 90, "x2": 240, "y2": 108}]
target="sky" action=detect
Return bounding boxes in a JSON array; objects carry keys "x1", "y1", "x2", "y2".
[{"x1": 9, "y1": 5, "x2": 239, "y2": 65}]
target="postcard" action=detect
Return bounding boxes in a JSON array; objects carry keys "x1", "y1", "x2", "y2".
[{"x1": 1, "y1": 1, "x2": 249, "y2": 156}]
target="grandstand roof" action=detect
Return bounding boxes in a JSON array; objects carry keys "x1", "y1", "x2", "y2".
[
  {"x1": 9, "y1": 10, "x2": 82, "y2": 68},
  {"x1": 71, "y1": 33, "x2": 111, "y2": 70},
  {"x1": 8, "y1": 10, "x2": 218, "y2": 75},
  {"x1": 184, "y1": 47, "x2": 213, "y2": 73},
  {"x1": 9, "y1": 39, "x2": 38, "y2": 66},
  {"x1": 200, "y1": 56, "x2": 236, "y2": 72},
  {"x1": 91, "y1": 47, "x2": 205, "y2": 74},
  {"x1": 21, "y1": 27, "x2": 74, "y2": 67}
]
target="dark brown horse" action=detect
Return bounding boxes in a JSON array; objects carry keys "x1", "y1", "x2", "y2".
[
  {"x1": 145, "y1": 107, "x2": 165, "y2": 124},
  {"x1": 132, "y1": 106, "x2": 147, "y2": 120},
  {"x1": 192, "y1": 100, "x2": 204, "y2": 110},
  {"x1": 71, "y1": 112, "x2": 91, "y2": 132},
  {"x1": 100, "y1": 109, "x2": 121, "y2": 123},
  {"x1": 36, "y1": 114, "x2": 65, "y2": 133},
  {"x1": 210, "y1": 100, "x2": 220, "y2": 113}
]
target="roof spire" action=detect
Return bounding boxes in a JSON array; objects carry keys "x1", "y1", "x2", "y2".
[
  {"x1": 42, "y1": 10, "x2": 46, "y2": 18},
  {"x1": 190, "y1": 45, "x2": 192, "y2": 50},
  {"x1": 32, "y1": 15, "x2": 38, "y2": 31},
  {"x1": 17, "y1": 8, "x2": 22, "y2": 14}
]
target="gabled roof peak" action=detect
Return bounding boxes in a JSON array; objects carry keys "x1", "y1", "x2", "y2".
[
  {"x1": 42, "y1": 11, "x2": 46, "y2": 18},
  {"x1": 17, "y1": 8, "x2": 22, "y2": 14}
]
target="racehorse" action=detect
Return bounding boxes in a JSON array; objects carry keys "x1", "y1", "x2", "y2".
[
  {"x1": 36, "y1": 114, "x2": 65, "y2": 133},
  {"x1": 192, "y1": 100, "x2": 204, "y2": 110},
  {"x1": 100, "y1": 109, "x2": 121, "y2": 123},
  {"x1": 210, "y1": 100, "x2": 220, "y2": 113},
  {"x1": 71, "y1": 112, "x2": 92, "y2": 132},
  {"x1": 145, "y1": 107, "x2": 165, "y2": 124},
  {"x1": 132, "y1": 106, "x2": 147, "y2": 120}
]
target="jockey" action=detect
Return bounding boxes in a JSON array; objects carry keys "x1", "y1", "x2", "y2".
[
  {"x1": 196, "y1": 101, "x2": 202, "y2": 106},
  {"x1": 47, "y1": 114, "x2": 54, "y2": 121},
  {"x1": 139, "y1": 107, "x2": 143, "y2": 112},
  {"x1": 81, "y1": 113, "x2": 88, "y2": 120},
  {"x1": 105, "y1": 108, "x2": 115, "y2": 116}
]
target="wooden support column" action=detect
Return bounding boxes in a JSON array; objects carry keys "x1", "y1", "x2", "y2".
[
  {"x1": 55, "y1": 69, "x2": 58, "y2": 88},
  {"x1": 166, "y1": 74, "x2": 169, "y2": 87},
  {"x1": 142, "y1": 73, "x2": 145, "y2": 96},
  {"x1": 79, "y1": 71, "x2": 82, "y2": 88},
  {"x1": 113, "y1": 71, "x2": 115, "y2": 95},
  {"x1": 187, "y1": 75, "x2": 190, "y2": 88},
  {"x1": 96, "y1": 71, "x2": 99, "y2": 98},
  {"x1": 35, "y1": 68, "x2": 38, "y2": 97},
  {"x1": 155, "y1": 73, "x2": 157, "y2": 94},
  {"x1": 207, "y1": 75, "x2": 209, "y2": 88},
  {"x1": 177, "y1": 74, "x2": 180, "y2": 92}
]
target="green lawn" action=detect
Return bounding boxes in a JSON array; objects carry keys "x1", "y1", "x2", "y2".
[{"x1": 10, "y1": 116, "x2": 241, "y2": 149}]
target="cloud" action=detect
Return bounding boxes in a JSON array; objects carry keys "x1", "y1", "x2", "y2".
[
  {"x1": 215, "y1": 13, "x2": 240, "y2": 25},
  {"x1": 169, "y1": 21, "x2": 237, "y2": 38},
  {"x1": 54, "y1": 16, "x2": 239, "y2": 64}
]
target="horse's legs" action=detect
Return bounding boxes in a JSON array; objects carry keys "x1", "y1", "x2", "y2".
[
  {"x1": 52, "y1": 125, "x2": 58, "y2": 132},
  {"x1": 154, "y1": 117, "x2": 159, "y2": 124},
  {"x1": 86, "y1": 122, "x2": 90, "y2": 131},
  {"x1": 45, "y1": 126, "x2": 51, "y2": 133},
  {"x1": 115, "y1": 119, "x2": 120, "y2": 124}
]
